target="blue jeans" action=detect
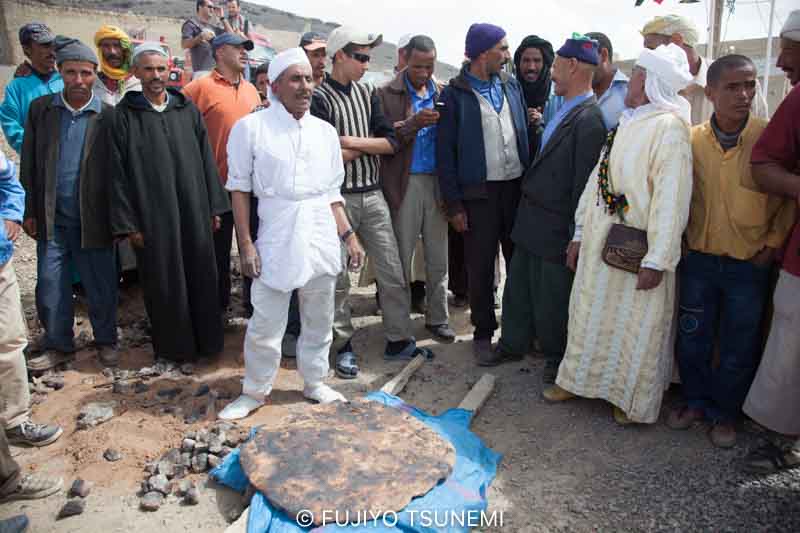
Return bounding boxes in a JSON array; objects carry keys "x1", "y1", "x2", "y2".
[
  {"x1": 676, "y1": 251, "x2": 770, "y2": 423},
  {"x1": 35, "y1": 225, "x2": 118, "y2": 352}
]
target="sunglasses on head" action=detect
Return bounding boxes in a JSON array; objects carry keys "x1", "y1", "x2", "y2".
[{"x1": 347, "y1": 51, "x2": 371, "y2": 64}]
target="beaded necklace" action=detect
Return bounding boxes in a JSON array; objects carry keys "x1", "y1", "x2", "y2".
[{"x1": 596, "y1": 126, "x2": 629, "y2": 221}]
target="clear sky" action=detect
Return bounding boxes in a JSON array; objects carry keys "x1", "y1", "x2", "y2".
[{"x1": 248, "y1": 0, "x2": 794, "y2": 66}]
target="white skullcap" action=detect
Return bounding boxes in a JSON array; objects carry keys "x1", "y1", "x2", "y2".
[
  {"x1": 397, "y1": 33, "x2": 413, "y2": 50},
  {"x1": 267, "y1": 47, "x2": 312, "y2": 102},
  {"x1": 132, "y1": 41, "x2": 168, "y2": 63},
  {"x1": 268, "y1": 47, "x2": 311, "y2": 82},
  {"x1": 781, "y1": 10, "x2": 800, "y2": 41},
  {"x1": 636, "y1": 43, "x2": 693, "y2": 124},
  {"x1": 641, "y1": 14, "x2": 700, "y2": 47}
]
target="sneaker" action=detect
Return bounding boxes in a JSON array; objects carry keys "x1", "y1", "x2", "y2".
[
  {"x1": 0, "y1": 514, "x2": 29, "y2": 533},
  {"x1": 5, "y1": 420, "x2": 63, "y2": 447},
  {"x1": 384, "y1": 343, "x2": 435, "y2": 362},
  {"x1": 0, "y1": 473, "x2": 63, "y2": 503},
  {"x1": 97, "y1": 344, "x2": 120, "y2": 368},
  {"x1": 26, "y1": 350, "x2": 74, "y2": 373},
  {"x1": 472, "y1": 339, "x2": 494, "y2": 365},
  {"x1": 281, "y1": 333, "x2": 298, "y2": 358},
  {"x1": 476, "y1": 344, "x2": 522, "y2": 367},
  {"x1": 666, "y1": 406, "x2": 704, "y2": 430},
  {"x1": 425, "y1": 324, "x2": 456, "y2": 343},
  {"x1": 709, "y1": 423, "x2": 737, "y2": 449},
  {"x1": 740, "y1": 441, "x2": 800, "y2": 474}
]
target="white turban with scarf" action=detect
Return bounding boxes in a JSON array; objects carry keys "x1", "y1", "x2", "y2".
[
  {"x1": 635, "y1": 43, "x2": 694, "y2": 125},
  {"x1": 267, "y1": 47, "x2": 312, "y2": 103}
]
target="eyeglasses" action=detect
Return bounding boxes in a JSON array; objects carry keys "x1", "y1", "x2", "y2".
[{"x1": 347, "y1": 52, "x2": 371, "y2": 64}]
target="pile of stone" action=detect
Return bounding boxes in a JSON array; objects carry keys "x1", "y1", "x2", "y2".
[{"x1": 139, "y1": 421, "x2": 249, "y2": 511}]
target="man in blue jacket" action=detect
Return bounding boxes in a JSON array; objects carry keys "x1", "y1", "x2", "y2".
[
  {"x1": 436, "y1": 23, "x2": 530, "y2": 364},
  {"x1": 0, "y1": 23, "x2": 63, "y2": 154}
]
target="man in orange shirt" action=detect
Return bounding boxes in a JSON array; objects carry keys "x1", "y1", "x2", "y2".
[{"x1": 183, "y1": 33, "x2": 261, "y2": 320}]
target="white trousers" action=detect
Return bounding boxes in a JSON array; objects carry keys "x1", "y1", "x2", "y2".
[{"x1": 243, "y1": 274, "x2": 336, "y2": 397}]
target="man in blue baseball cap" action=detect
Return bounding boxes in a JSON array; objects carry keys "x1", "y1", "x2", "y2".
[
  {"x1": 0, "y1": 23, "x2": 63, "y2": 154},
  {"x1": 183, "y1": 32, "x2": 260, "y2": 325},
  {"x1": 495, "y1": 33, "x2": 606, "y2": 386}
]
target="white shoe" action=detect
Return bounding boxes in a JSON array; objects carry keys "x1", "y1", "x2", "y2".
[
  {"x1": 218, "y1": 394, "x2": 265, "y2": 420},
  {"x1": 303, "y1": 384, "x2": 346, "y2": 404}
]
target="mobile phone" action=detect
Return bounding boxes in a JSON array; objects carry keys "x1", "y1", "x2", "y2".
[{"x1": 435, "y1": 101, "x2": 446, "y2": 112}]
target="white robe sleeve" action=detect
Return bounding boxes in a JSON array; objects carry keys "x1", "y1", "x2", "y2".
[
  {"x1": 326, "y1": 125, "x2": 346, "y2": 206},
  {"x1": 641, "y1": 119, "x2": 693, "y2": 272},
  {"x1": 225, "y1": 118, "x2": 254, "y2": 193}
]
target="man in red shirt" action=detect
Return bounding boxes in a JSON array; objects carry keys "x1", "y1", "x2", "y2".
[
  {"x1": 741, "y1": 9, "x2": 800, "y2": 474},
  {"x1": 183, "y1": 33, "x2": 261, "y2": 320}
]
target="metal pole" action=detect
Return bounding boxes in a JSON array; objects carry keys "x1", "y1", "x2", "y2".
[
  {"x1": 706, "y1": 0, "x2": 717, "y2": 63},
  {"x1": 763, "y1": 0, "x2": 776, "y2": 107}
]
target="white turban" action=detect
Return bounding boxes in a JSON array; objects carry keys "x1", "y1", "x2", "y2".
[
  {"x1": 267, "y1": 47, "x2": 312, "y2": 102},
  {"x1": 635, "y1": 43, "x2": 693, "y2": 124},
  {"x1": 781, "y1": 9, "x2": 800, "y2": 42},
  {"x1": 641, "y1": 14, "x2": 700, "y2": 48}
]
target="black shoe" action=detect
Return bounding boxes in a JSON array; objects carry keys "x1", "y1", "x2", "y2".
[
  {"x1": 5, "y1": 420, "x2": 63, "y2": 447},
  {"x1": 476, "y1": 343, "x2": 522, "y2": 367},
  {"x1": 425, "y1": 324, "x2": 456, "y2": 343},
  {"x1": 542, "y1": 359, "x2": 560, "y2": 385},
  {"x1": 0, "y1": 514, "x2": 29, "y2": 533},
  {"x1": 449, "y1": 293, "x2": 468, "y2": 308}
]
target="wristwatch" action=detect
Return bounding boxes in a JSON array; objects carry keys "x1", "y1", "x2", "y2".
[{"x1": 339, "y1": 229, "x2": 354, "y2": 243}]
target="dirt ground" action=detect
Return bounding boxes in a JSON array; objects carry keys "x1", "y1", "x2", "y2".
[{"x1": 1, "y1": 67, "x2": 798, "y2": 533}]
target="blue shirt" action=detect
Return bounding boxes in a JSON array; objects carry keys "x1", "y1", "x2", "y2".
[
  {"x1": 405, "y1": 76, "x2": 437, "y2": 174},
  {"x1": 0, "y1": 71, "x2": 63, "y2": 154},
  {"x1": 53, "y1": 92, "x2": 101, "y2": 227},
  {"x1": 0, "y1": 152, "x2": 25, "y2": 266},
  {"x1": 596, "y1": 69, "x2": 629, "y2": 130},
  {"x1": 464, "y1": 69, "x2": 504, "y2": 113},
  {"x1": 542, "y1": 89, "x2": 564, "y2": 127},
  {"x1": 539, "y1": 90, "x2": 594, "y2": 152}
]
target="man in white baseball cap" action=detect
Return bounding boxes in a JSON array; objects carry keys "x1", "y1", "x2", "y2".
[{"x1": 311, "y1": 26, "x2": 435, "y2": 380}]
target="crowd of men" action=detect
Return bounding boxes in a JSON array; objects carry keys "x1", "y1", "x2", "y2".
[{"x1": 0, "y1": 2, "x2": 799, "y2": 523}]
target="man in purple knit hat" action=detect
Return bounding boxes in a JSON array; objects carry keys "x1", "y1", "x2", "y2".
[{"x1": 436, "y1": 23, "x2": 530, "y2": 365}]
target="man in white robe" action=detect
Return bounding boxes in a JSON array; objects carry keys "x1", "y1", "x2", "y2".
[
  {"x1": 546, "y1": 44, "x2": 694, "y2": 425},
  {"x1": 218, "y1": 48, "x2": 365, "y2": 420}
]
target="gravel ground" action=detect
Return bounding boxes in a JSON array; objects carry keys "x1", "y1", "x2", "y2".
[{"x1": 1, "y1": 66, "x2": 799, "y2": 532}]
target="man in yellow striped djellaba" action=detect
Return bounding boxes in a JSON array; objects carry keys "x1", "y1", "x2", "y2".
[{"x1": 545, "y1": 43, "x2": 694, "y2": 425}]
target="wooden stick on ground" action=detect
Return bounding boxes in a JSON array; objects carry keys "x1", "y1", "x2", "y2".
[
  {"x1": 458, "y1": 374, "x2": 496, "y2": 417},
  {"x1": 380, "y1": 354, "x2": 426, "y2": 395}
]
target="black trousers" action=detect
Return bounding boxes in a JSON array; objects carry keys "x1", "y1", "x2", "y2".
[
  {"x1": 448, "y1": 227, "x2": 468, "y2": 298},
  {"x1": 462, "y1": 179, "x2": 521, "y2": 340},
  {"x1": 214, "y1": 209, "x2": 235, "y2": 312}
]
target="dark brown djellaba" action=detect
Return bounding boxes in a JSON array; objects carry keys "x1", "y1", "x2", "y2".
[{"x1": 239, "y1": 399, "x2": 456, "y2": 525}]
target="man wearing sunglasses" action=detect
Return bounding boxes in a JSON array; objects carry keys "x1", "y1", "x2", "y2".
[
  {"x1": 181, "y1": 0, "x2": 233, "y2": 80},
  {"x1": 311, "y1": 27, "x2": 434, "y2": 380}
]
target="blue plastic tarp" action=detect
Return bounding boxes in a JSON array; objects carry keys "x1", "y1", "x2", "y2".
[{"x1": 210, "y1": 391, "x2": 502, "y2": 533}]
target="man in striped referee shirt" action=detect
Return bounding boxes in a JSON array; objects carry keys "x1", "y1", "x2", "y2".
[{"x1": 311, "y1": 27, "x2": 434, "y2": 379}]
